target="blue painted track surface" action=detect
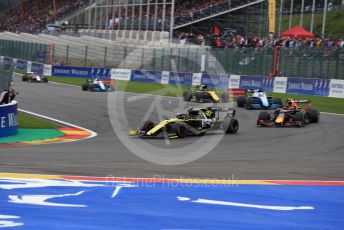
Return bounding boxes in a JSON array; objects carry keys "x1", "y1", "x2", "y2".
[{"x1": 0, "y1": 179, "x2": 343, "y2": 229}]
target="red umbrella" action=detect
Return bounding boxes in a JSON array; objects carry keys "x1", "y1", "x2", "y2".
[{"x1": 280, "y1": 26, "x2": 315, "y2": 39}]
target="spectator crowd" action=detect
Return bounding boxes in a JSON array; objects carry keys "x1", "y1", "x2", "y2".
[{"x1": 0, "y1": 0, "x2": 88, "y2": 33}]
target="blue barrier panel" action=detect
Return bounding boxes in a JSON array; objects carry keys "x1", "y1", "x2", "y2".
[
  {"x1": 201, "y1": 73, "x2": 229, "y2": 88},
  {"x1": 31, "y1": 63, "x2": 44, "y2": 74},
  {"x1": 240, "y1": 76, "x2": 274, "y2": 92},
  {"x1": 131, "y1": 70, "x2": 162, "y2": 83},
  {"x1": 52, "y1": 66, "x2": 111, "y2": 79},
  {"x1": 286, "y1": 78, "x2": 330, "y2": 96},
  {"x1": 0, "y1": 101, "x2": 18, "y2": 138},
  {"x1": 169, "y1": 72, "x2": 193, "y2": 86},
  {"x1": 16, "y1": 60, "x2": 27, "y2": 71}
]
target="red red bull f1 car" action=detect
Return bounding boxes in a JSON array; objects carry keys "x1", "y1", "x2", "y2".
[{"x1": 257, "y1": 99, "x2": 319, "y2": 127}]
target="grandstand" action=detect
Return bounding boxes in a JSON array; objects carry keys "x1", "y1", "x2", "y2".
[{"x1": 0, "y1": 0, "x2": 343, "y2": 79}]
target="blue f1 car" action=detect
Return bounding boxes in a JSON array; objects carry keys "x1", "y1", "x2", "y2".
[
  {"x1": 82, "y1": 79, "x2": 114, "y2": 92},
  {"x1": 236, "y1": 89, "x2": 283, "y2": 109}
]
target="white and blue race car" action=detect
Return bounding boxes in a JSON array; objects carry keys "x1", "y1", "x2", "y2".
[
  {"x1": 236, "y1": 89, "x2": 283, "y2": 109},
  {"x1": 81, "y1": 79, "x2": 115, "y2": 92}
]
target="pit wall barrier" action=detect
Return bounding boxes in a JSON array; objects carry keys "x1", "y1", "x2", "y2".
[
  {"x1": 0, "y1": 101, "x2": 18, "y2": 137},
  {"x1": 3, "y1": 56, "x2": 344, "y2": 99}
]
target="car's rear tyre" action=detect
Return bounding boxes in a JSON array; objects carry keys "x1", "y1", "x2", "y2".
[
  {"x1": 222, "y1": 116, "x2": 239, "y2": 134},
  {"x1": 81, "y1": 83, "x2": 89, "y2": 91},
  {"x1": 258, "y1": 111, "x2": 271, "y2": 121},
  {"x1": 42, "y1": 77, "x2": 48, "y2": 83},
  {"x1": 176, "y1": 124, "x2": 187, "y2": 138},
  {"x1": 89, "y1": 84, "x2": 98, "y2": 92},
  {"x1": 272, "y1": 97, "x2": 282, "y2": 107},
  {"x1": 295, "y1": 112, "x2": 305, "y2": 127},
  {"x1": 306, "y1": 109, "x2": 320, "y2": 123},
  {"x1": 183, "y1": 90, "x2": 192, "y2": 101},
  {"x1": 236, "y1": 96, "x2": 246, "y2": 107},
  {"x1": 195, "y1": 92, "x2": 204, "y2": 102},
  {"x1": 22, "y1": 76, "x2": 28, "y2": 81},
  {"x1": 245, "y1": 97, "x2": 255, "y2": 109},
  {"x1": 141, "y1": 121, "x2": 155, "y2": 132}
]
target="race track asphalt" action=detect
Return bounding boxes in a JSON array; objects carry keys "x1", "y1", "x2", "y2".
[{"x1": 0, "y1": 75, "x2": 343, "y2": 180}]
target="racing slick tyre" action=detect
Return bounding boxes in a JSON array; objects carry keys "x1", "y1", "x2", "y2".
[
  {"x1": 272, "y1": 97, "x2": 283, "y2": 107},
  {"x1": 195, "y1": 92, "x2": 205, "y2": 102},
  {"x1": 222, "y1": 116, "x2": 239, "y2": 134},
  {"x1": 42, "y1": 77, "x2": 48, "y2": 83},
  {"x1": 236, "y1": 96, "x2": 246, "y2": 107},
  {"x1": 183, "y1": 90, "x2": 192, "y2": 101},
  {"x1": 245, "y1": 97, "x2": 255, "y2": 110},
  {"x1": 306, "y1": 109, "x2": 320, "y2": 123},
  {"x1": 295, "y1": 112, "x2": 305, "y2": 127},
  {"x1": 258, "y1": 111, "x2": 271, "y2": 121},
  {"x1": 22, "y1": 76, "x2": 28, "y2": 81},
  {"x1": 176, "y1": 124, "x2": 187, "y2": 138},
  {"x1": 221, "y1": 93, "x2": 229, "y2": 103},
  {"x1": 81, "y1": 83, "x2": 89, "y2": 91},
  {"x1": 141, "y1": 121, "x2": 155, "y2": 133}
]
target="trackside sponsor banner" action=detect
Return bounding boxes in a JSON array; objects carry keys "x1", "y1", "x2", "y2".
[
  {"x1": 161, "y1": 71, "x2": 170, "y2": 84},
  {"x1": 228, "y1": 75, "x2": 240, "y2": 88},
  {"x1": 27, "y1": 61, "x2": 32, "y2": 72},
  {"x1": 52, "y1": 66, "x2": 111, "y2": 79},
  {"x1": 286, "y1": 78, "x2": 330, "y2": 96},
  {"x1": 31, "y1": 63, "x2": 44, "y2": 74},
  {"x1": 192, "y1": 73, "x2": 202, "y2": 86},
  {"x1": 110, "y1": 69, "x2": 131, "y2": 81},
  {"x1": 169, "y1": 72, "x2": 193, "y2": 86},
  {"x1": 15, "y1": 60, "x2": 27, "y2": 71},
  {"x1": 131, "y1": 70, "x2": 162, "y2": 83},
  {"x1": 0, "y1": 101, "x2": 18, "y2": 138},
  {"x1": 240, "y1": 76, "x2": 274, "y2": 91},
  {"x1": 43, "y1": 64, "x2": 52, "y2": 76},
  {"x1": 329, "y1": 79, "x2": 344, "y2": 98},
  {"x1": 201, "y1": 73, "x2": 229, "y2": 88},
  {"x1": 273, "y1": 77, "x2": 288, "y2": 93}
]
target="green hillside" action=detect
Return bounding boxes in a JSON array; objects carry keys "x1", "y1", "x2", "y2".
[{"x1": 280, "y1": 8, "x2": 344, "y2": 38}]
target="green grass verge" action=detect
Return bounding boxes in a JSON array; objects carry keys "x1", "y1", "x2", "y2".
[
  {"x1": 18, "y1": 112, "x2": 62, "y2": 129},
  {"x1": 46, "y1": 76, "x2": 344, "y2": 114},
  {"x1": 281, "y1": 8, "x2": 344, "y2": 38},
  {"x1": 48, "y1": 76, "x2": 86, "y2": 86},
  {"x1": 48, "y1": 76, "x2": 189, "y2": 97}
]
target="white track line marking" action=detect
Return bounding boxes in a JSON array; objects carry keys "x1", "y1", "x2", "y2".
[
  {"x1": 18, "y1": 109, "x2": 98, "y2": 142},
  {"x1": 320, "y1": 112, "x2": 344, "y2": 116}
]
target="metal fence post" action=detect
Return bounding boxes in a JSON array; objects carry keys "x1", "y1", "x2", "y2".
[
  {"x1": 84, "y1": 45, "x2": 88, "y2": 67},
  {"x1": 141, "y1": 47, "x2": 144, "y2": 69},
  {"x1": 161, "y1": 48, "x2": 165, "y2": 71},
  {"x1": 66, "y1": 45, "x2": 69, "y2": 66},
  {"x1": 104, "y1": 46, "x2": 107, "y2": 68}
]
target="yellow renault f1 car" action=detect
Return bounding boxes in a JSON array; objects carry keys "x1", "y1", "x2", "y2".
[
  {"x1": 183, "y1": 85, "x2": 229, "y2": 103},
  {"x1": 257, "y1": 99, "x2": 319, "y2": 127},
  {"x1": 129, "y1": 107, "x2": 239, "y2": 138}
]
